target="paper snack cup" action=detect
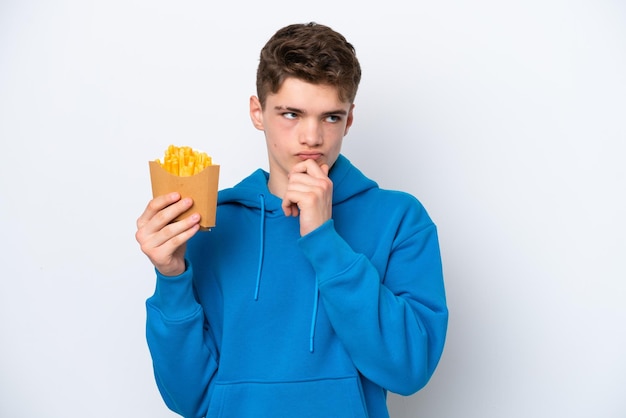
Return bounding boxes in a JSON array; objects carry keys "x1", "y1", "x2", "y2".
[{"x1": 149, "y1": 161, "x2": 220, "y2": 229}]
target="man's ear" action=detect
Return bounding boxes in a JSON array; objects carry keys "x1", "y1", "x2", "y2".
[
  {"x1": 343, "y1": 103, "x2": 355, "y2": 136},
  {"x1": 249, "y1": 96, "x2": 264, "y2": 131}
]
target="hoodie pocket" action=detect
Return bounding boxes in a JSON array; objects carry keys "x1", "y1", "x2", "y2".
[{"x1": 207, "y1": 376, "x2": 368, "y2": 418}]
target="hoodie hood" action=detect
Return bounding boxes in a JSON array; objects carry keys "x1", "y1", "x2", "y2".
[{"x1": 217, "y1": 154, "x2": 378, "y2": 211}]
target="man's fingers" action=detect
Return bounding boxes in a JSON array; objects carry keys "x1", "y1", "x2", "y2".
[
  {"x1": 282, "y1": 160, "x2": 332, "y2": 224},
  {"x1": 135, "y1": 194, "x2": 196, "y2": 250},
  {"x1": 281, "y1": 201, "x2": 299, "y2": 217},
  {"x1": 136, "y1": 192, "x2": 181, "y2": 229},
  {"x1": 290, "y1": 159, "x2": 329, "y2": 178},
  {"x1": 286, "y1": 170, "x2": 331, "y2": 192},
  {"x1": 153, "y1": 197, "x2": 194, "y2": 229},
  {"x1": 147, "y1": 214, "x2": 200, "y2": 251}
]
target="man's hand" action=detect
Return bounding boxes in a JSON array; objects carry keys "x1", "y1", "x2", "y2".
[
  {"x1": 282, "y1": 159, "x2": 333, "y2": 236},
  {"x1": 135, "y1": 192, "x2": 201, "y2": 276}
]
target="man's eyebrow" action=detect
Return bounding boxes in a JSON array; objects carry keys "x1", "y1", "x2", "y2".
[
  {"x1": 274, "y1": 105, "x2": 304, "y2": 113},
  {"x1": 322, "y1": 109, "x2": 349, "y2": 116},
  {"x1": 274, "y1": 106, "x2": 348, "y2": 116}
]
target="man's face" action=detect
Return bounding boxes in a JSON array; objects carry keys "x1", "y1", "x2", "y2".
[{"x1": 250, "y1": 77, "x2": 354, "y2": 195}]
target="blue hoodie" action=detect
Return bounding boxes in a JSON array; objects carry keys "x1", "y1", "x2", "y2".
[{"x1": 146, "y1": 154, "x2": 448, "y2": 418}]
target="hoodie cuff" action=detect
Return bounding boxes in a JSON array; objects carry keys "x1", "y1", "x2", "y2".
[
  {"x1": 148, "y1": 259, "x2": 200, "y2": 320},
  {"x1": 298, "y1": 220, "x2": 359, "y2": 282}
]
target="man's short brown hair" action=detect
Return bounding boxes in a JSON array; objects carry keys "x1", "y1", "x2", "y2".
[{"x1": 256, "y1": 22, "x2": 362, "y2": 108}]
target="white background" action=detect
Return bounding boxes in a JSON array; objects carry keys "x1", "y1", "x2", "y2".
[{"x1": 1, "y1": 1, "x2": 625, "y2": 417}]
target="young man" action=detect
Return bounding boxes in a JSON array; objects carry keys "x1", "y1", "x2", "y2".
[{"x1": 136, "y1": 22, "x2": 448, "y2": 418}]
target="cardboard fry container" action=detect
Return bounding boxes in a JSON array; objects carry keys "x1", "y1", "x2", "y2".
[{"x1": 149, "y1": 161, "x2": 220, "y2": 229}]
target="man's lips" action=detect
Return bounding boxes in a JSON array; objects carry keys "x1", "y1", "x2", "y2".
[{"x1": 297, "y1": 152, "x2": 323, "y2": 161}]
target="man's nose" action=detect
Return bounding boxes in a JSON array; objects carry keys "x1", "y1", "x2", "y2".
[{"x1": 299, "y1": 119, "x2": 323, "y2": 146}]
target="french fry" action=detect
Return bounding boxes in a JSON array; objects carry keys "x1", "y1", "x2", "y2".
[{"x1": 155, "y1": 145, "x2": 213, "y2": 176}]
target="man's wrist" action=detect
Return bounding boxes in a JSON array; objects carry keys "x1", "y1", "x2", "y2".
[{"x1": 156, "y1": 259, "x2": 187, "y2": 277}]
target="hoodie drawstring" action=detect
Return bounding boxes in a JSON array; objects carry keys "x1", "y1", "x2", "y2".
[
  {"x1": 309, "y1": 279, "x2": 319, "y2": 353},
  {"x1": 253, "y1": 192, "x2": 318, "y2": 354},
  {"x1": 254, "y1": 194, "x2": 265, "y2": 301}
]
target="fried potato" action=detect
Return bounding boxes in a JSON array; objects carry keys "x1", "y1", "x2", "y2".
[{"x1": 155, "y1": 145, "x2": 213, "y2": 176}]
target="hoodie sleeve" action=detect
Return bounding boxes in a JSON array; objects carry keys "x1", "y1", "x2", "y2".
[
  {"x1": 298, "y1": 205, "x2": 448, "y2": 396},
  {"x1": 145, "y1": 262, "x2": 218, "y2": 418}
]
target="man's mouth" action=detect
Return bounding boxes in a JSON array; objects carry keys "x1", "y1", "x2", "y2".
[{"x1": 297, "y1": 152, "x2": 323, "y2": 161}]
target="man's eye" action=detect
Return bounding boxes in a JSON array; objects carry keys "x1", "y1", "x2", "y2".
[
  {"x1": 283, "y1": 112, "x2": 297, "y2": 120},
  {"x1": 326, "y1": 115, "x2": 340, "y2": 123}
]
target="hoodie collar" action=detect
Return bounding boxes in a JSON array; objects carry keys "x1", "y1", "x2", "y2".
[{"x1": 218, "y1": 154, "x2": 378, "y2": 211}]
